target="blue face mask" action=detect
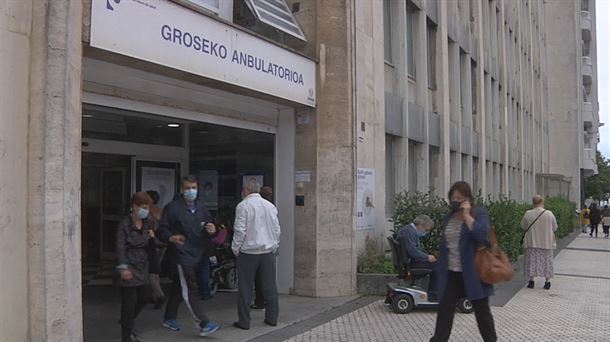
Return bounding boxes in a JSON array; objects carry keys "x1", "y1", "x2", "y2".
[
  {"x1": 416, "y1": 230, "x2": 428, "y2": 238},
  {"x1": 137, "y1": 208, "x2": 149, "y2": 219},
  {"x1": 184, "y1": 189, "x2": 198, "y2": 201}
]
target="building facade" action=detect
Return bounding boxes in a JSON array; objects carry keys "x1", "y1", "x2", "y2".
[
  {"x1": 545, "y1": 0, "x2": 600, "y2": 205},
  {"x1": 0, "y1": 0, "x2": 596, "y2": 340}
]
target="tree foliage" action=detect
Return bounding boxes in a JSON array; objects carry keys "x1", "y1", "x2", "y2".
[{"x1": 585, "y1": 151, "x2": 610, "y2": 201}]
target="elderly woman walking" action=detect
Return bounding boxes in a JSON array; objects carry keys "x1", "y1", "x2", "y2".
[{"x1": 521, "y1": 195, "x2": 558, "y2": 290}]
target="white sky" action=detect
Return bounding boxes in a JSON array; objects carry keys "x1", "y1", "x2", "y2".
[{"x1": 596, "y1": 0, "x2": 610, "y2": 157}]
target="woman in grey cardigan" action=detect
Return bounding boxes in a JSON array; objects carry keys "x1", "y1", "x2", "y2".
[{"x1": 521, "y1": 195, "x2": 558, "y2": 290}]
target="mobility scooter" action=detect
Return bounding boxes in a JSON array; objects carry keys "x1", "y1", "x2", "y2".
[{"x1": 385, "y1": 236, "x2": 474, "y2": 315}]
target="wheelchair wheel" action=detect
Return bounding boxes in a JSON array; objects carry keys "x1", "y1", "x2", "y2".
[
  {"x1": 391, "y1": 294, "x2": 414, "y2": 314},
  {"x1": 457, "y1": 298, "x2": 474, "y2": 314}
]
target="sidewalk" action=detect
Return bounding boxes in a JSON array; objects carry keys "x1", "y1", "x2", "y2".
[{"x1": 282, "y1": 232, "x2": 610, "y2": 342}]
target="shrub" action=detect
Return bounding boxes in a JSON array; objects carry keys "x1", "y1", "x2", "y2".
[
  {"x1": 357, "y1": 234, "x2": 397, "y2": 274},
  {"x1": 544, "y1": 197, "x2": 578, "y2": 238},
  {"x1": 483, "y1": 195, "x2": 529, "y2": 261}
]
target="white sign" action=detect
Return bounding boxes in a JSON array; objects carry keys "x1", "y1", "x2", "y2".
[
  {"x1": 91, "y1": 0, "x2": 316, "y2": 107},
  {"x1": 295, "y1": 171, "x2": 311, "y2": 183},
  {"x1": 141, "y1": 167, "x2": 176, "y2": 208},
  {"x1": 356, "y1": 168, "x2": 375, "y2": 230}
]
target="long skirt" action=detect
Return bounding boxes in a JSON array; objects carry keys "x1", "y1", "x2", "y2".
[{"x1": 524, "y1": 248, "x2": 554, "y2": 279}]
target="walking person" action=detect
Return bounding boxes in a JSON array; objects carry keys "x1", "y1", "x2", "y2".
[
  {"x1": 116, "y1": 192, "x2": 156, "y2": 342},
  {"x1": 430, "y1": 181, "x2": 497, "y2": 342},
  {"x1": 158, "y1": 175, "x2": 220, "y2": 337},
  {"x1": 602, "y1": 205, "x2": 610, "y2": 239},
  {"x1": 522, "y1": 195, "x2": 558, "y2": 290},
  {"x1": 232, "y1": 181, "x2": 281, "y2": 330},
  {"x1": 145, "y1": 190, "x2": 165, "y2": 309},
  {"x1": 589, "y1": 203, "x2": 602, "y2": 238},
  {"x1": 580, "y1": 205, "x2": 590, "y2": 233}
]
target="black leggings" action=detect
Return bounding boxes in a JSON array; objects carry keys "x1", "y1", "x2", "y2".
[
  {"x1": 591, "y1": 223, "x2": 599, "y2": 236},
  {"x1": 120, "y1": 285, "x2": 151, "y2": 339},
  {"x1": 430, "y1": 271, "x2": 497, "y2": 342}
]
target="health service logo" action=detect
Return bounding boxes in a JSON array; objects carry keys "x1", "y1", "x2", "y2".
[{"x1": 106, "y1": 0, "x2": 121, "y2": 11}]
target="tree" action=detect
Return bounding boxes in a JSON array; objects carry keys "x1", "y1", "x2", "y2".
[{"x1": 584, "y1": 151, "x2": 610, "y2": 201}]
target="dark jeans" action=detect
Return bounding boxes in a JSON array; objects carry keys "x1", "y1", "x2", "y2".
[
  {"x1": 603, "y1": 225, "x2": 609, "y2": 236},
  {"x1": 430, "y1": 271, "x2": 497, "y2": 342},
  {"x1": 163, "y1": 264, "x2": 210, "y2": 327},
  {"x1": 410, "y1": 260, "x2": 437, "y2": 298},
  {"x1": 120, "y1": 285, "x2": 151, "y2": 339},
  {"x1": 237, "y1": 252, "x2": 279, "y2": 328},
  {"x1": 199, "y1": 257, "x2": 211, "y2": 298},
  {"x1": 591, "y1": 223, "x2": 599, "y2": 236}
]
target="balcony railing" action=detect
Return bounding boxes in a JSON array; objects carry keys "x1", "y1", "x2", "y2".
[
  {"x1": 583, "y1": 148, "x2": 597, "y2": 173},
  {"x1": 581, "y1": 11, "x2": 592, "y2": 42},
  {"x1": 583, "y1": 101, "x2": 593, "y2": 126}
]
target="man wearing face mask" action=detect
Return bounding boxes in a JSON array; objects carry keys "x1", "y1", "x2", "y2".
[
  {"x1": 158, "y1": 175, "x2": 220, "y2": 337},
  {"x1": 396, "y1": 214, "x2": 438, "y2": 299}
]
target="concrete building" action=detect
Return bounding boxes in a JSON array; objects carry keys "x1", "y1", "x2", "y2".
[
  {"x1": 545, "y1": 0, "x2": 600, "y2": 205},
  {"x1": 0, "y1": 0, "x2": 596, "y2": 340}
]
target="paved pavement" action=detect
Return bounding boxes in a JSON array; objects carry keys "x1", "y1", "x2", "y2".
[
  {"x1": 83, "y1": 289, "x2": 359, "y2": 341},
  {"x1": 284, "y1": 232, "x2": 610, "y2": 342}
]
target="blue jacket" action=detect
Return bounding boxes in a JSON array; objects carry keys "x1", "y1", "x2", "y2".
[
  {"x1": 435, "y1": 206, "x2": 494, "y2": 301},
  {"x1": 396, "y1": 224, "x2": 428, "y2": 263}
]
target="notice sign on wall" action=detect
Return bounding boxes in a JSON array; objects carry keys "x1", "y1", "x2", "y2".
[
  {"x1": 90, "y1": 0, "x2": 316, "y2": 107},
  {"x1": 356, "y1": 168, "x2": 375, "y2": 230}
]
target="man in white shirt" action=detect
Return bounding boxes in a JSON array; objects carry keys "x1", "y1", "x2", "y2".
[{"x1": 231, "y1": 180, "x2": 281, "y2": 330}]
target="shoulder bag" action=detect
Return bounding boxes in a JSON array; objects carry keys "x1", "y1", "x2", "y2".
[{"x1": 475, "y1": 225, "x2": 515, "y2": 284}]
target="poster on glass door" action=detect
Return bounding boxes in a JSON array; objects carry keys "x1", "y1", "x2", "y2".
[
  {"x1": 199, "y1": 170, "x2": 219, "y2": 210},
  {"x1": 141, "y1": 167, "x2": 176, "y2": 208}
]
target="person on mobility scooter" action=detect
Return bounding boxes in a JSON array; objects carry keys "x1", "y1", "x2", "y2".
[{"x1": 385, "y1": 215, "x2": 473, "y2": 314}]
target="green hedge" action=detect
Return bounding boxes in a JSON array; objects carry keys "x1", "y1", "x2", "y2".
[{"x1": 390, "y1": 192, "x2": 577, "y2": 262}]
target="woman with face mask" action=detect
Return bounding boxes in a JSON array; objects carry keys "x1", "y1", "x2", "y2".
[
  {"x1": 116, "y1": 192, "x2": 156, "y2": 342},
  {"x1": 430, "y1": 181, "x2": 497, "y2": 342}
]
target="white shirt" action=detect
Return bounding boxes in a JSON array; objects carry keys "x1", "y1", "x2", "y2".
[{"x1": 232, "y1": 193, "x2": 281, "y2": 255}]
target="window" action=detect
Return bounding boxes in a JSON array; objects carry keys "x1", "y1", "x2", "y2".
[
  {"x1": 244, "y1": 0, "x2": 306, "y2": 41},
  {"x1": 383, "y1": 0, "x2": 393, "y2": 63},
  {"x1": 427, "y1": 21, "x2": 437, "y2": 89},
  {"x1": 471, "y1": 60, "x2": 478, "y2": 131},
  {"x1": 406, "y1": 4, "x2": 416, "y2": 78},
  {"x1": 175, "y1": 0, "x2": 233, "y2": 21}
]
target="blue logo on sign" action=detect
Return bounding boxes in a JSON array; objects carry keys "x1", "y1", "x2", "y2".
[{"x1": 106, "y1": 0, "x2": 121, "y2": 11}]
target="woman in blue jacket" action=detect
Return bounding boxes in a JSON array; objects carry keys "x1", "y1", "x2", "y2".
[{"x1": 430, "y1": 181, "x2": 497, "y2": 342}]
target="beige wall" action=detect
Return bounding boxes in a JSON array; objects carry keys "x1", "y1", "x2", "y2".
[{"x1": 0, "y1": 1, "x2": 32, "y2": 340}]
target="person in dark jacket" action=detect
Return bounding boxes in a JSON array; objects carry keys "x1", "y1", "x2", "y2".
[
  {"x1": 396, "y1": 214, "x2": 437, "y2": 299},
  {"x1": 589, "y1": 203, "x2": 602, "y2": 238},
  {"x1": 158, "y1": 175, "x2": 220, "y2": 337},
  {"x1": 116, "y1": 192, "x2": 155, "y2": 342},
  {"x1": 430, "y1": 181, "x2": 497, "y2": 342}
]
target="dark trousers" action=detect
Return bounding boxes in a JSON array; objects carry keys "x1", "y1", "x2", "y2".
[
  {"x1": 120, "y1": 285, "x2": 151, "y2": 339},
  {"x1": 199, "y1": 257, "x2": 211, "y2": 298},
  {"x1": 430, "y1": 271, "x2": 497, "y2": 342},
  {"x1": 253, "y1": 269, "x2": 265, "y2": 307},
  {"x1": 410, "y1": 260, "x2": 437, "y2": 297},
  {"x1": 591, "y1": 223, "x2": 599, "y2": 236},
  {"x1": 603, "y1": 225, "x2": 609, "y2": 236},
  {"x1": 237, "y1": 252, "x2": 279, "y2": 328},
  {"x1": 163, "y1": 264, "x2": 210, "y2": 327}
]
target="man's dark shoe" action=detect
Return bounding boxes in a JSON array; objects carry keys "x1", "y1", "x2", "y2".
[
  {"x1": 233, "y1": 322, "x2": 250, "y2": 330},
  {"x1": 250, "y1": 304, "x2": 265, "y2": 310},
  {"x1": 544, "y1": 282, "x2": 551, "y2": 290},
  {"x1": 264, "y1": 319, "x2": 277, "y2": 327},
  {"x1": 527, "y1": 280, "x2": 535, "y2": 289}
]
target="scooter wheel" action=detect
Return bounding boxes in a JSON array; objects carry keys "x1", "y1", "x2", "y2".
[
  {"x1": 457, "y1": 298, "x2": 474, "y2": 314},
  {"x1": 391, "y1": 294, "x2": 414, "y2": 314}
]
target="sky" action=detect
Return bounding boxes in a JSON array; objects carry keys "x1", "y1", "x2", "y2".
[{"x1": 596, "y1": 0, "x2": 610, "y2": 158}]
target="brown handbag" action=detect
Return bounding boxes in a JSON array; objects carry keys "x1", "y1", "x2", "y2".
[{"x1": 475, "y1": 225, "x2": 515, "y2": 284}]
